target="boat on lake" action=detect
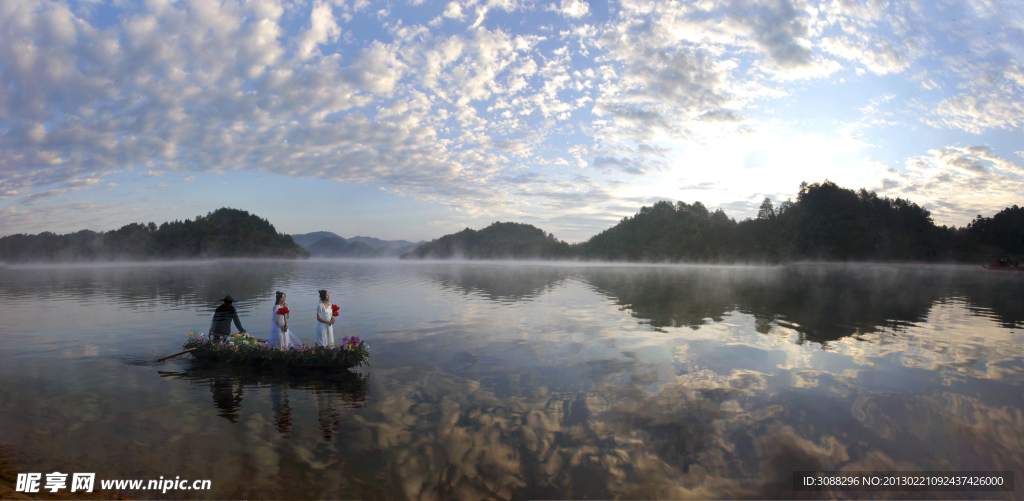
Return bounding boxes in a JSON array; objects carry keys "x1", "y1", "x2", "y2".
[
  {"x1": 982, "y1": 256, "x2": 1024, "y2": 271},
  {"x1": 181, "y1": 331, "x2": 370, "y2": 369}
]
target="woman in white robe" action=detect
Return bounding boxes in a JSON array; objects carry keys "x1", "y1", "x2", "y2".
[
  {"x1": 315, "y1": 289, "x2": 335, "y2": 347},
  {"x1": 270, "y1": 291, "x2": 303, "y2": 348}
]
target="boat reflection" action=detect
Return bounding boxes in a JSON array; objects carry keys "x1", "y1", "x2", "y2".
[{"x1": 158, "y1": 361, "x2": 369, "y2": 440}]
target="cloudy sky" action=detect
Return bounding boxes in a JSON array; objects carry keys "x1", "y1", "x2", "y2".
[{"x1": 1, "y1": 0, "x2": 1022, "y2": 241}]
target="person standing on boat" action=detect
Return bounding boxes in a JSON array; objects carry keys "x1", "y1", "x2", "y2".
[
  {"x1": 270, "y1": 291, "x2": 302, "y2": 348},
  {"x1": 315, "y1": 290, "x2": 336, "y2": 346},
  {"x1": 210, "y1": 295, "x2": 246, "y2": 341}
]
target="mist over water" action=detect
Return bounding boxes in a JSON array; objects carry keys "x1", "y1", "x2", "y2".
[{"x1": 1, "y1": 260, "x2": 1022, "y2": 499}]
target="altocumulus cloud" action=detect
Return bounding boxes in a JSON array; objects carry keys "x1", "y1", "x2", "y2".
[{"x1": 0, "y1": 0, "x2": 1022, "y2": 234}]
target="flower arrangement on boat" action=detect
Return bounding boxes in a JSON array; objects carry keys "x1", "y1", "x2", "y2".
[
  {"x1": 182, "y1": 331, "x2": 369, "y2": 369},
  {"x1": 227, "y1": 332, "x2": 259, "y2": 346}
]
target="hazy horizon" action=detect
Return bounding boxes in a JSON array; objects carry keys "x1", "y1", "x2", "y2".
[
  {"x1": 2, "y1": 0, "x2": 1022, "y2": 241},
  {"x1": 0, "y1": 197, "x2": 1013, "y2": 246},
  {"x1": 0, "y1": 252, "x2": 990, "y2": 268}
]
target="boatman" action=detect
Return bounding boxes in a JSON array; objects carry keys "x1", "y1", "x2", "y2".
[{"x1": 210, "y1": 295, "x2": 246, "y2": 341}]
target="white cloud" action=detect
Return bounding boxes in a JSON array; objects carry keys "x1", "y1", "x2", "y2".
[
  {"x1": 343, "y1": 41, "x2": 408, "y2": 95},
  {"x1": 820, "y1": 35, "x2": 911, "y2": 74},
  {"x1": 826, "y1": 0, "x2": 887, "y2": 21},
  {"x1": 929, "y1": 91, "x2": 1024, "y2": 134},
  {"x1": 440, "y1": 0, "x2": 522, "y2": 28},
  {"x1": 552, "y1": 0, "x2": 589, "y2": 18},
  {"x1": 893, "y1": 146, "x2": 1024, "y2": 225},
  {"x1": 0, "y1": 0, "x2": 1021, "y2": 239},
  {"x1": 443, "y1": 1, "x2": 465, "y2": 20},
  {"x1": 819, "y1": 0, "x2": 930, "y2": 76},
  {"x1": 297, "y1": 1, "x2": 342, "y2": 61},
  {"x1": 27, "y1": 124, "x2": 47, "y2": 143}
]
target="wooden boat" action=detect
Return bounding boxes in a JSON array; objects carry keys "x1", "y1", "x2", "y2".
[
  {"x1": 982, "y1": 256, "x2": 1024, "y2": 271},
  {"x1": 180, "y1": 332, "x2": 370, "y2": 369}
]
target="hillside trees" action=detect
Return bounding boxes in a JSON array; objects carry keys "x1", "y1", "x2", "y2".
[
  {"x1": 965, "y1": 205, "x2": 1024, "y2": 257},
  {"x1": 0, "y1": 208, "x2": 308, "y2": 263},
  {"x1": 402, "y1": 222, "x2": 572, "y2": 259},
  {"x1": 577, "y1": 200, "x2": 739, "y2": 261},
  {"x1": 575, "y1": 180, "x2": 978, "y2": 263}
]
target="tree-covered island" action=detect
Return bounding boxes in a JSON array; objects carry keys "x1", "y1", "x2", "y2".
[
  {"x1": 0, "y1": 208, "x2": 309, "y2": 263},
  {"x1": 402, "y1": 222, "x2": 573, "y2": 260},
  {"x1": 402, "y1": 181, "x2": 1024, "y2": 263}
]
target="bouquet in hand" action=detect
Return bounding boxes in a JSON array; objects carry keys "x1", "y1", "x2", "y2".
[
  {"x1": 331, "y1": 304, "x2": 340, "y2": 317},
  {"x1": 277, "y1": 306, "x2": 290, "y2": 316}
]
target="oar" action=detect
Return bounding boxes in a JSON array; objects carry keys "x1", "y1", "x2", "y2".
[{"x1": 157, "y1": 347, "x2": 197, "y2": 362}]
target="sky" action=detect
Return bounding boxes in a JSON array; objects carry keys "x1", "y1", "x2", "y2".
[{"x1": 1, "y1": 0, "x2": 1023, "y2": 242}]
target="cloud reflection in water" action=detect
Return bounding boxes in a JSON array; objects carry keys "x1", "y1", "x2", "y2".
[{"x1": 2, "y1": 262, "x2": 1022, "y2": 499}]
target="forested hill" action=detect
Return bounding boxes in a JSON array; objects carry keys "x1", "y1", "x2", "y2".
[
  {"x1": 578, "y1": 200, "x2": 737, "y2": 262},
  {"x1": 578, "y1": 181, "x2": 1015, "y2": 262},
  {"x1": 404, "y1": 181, "x2": 1023, "y2": 263},
  {"x1": 0, "y1": 208, "x2": 310, "y2": 263},
  {"x1": 402, "y1": 222, "x2": 573, "y2": 260}
]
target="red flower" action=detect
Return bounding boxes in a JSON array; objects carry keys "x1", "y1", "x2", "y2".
[
  {"x1": 277, "y1": 306, "x2": 290, "y2": 315},
  {"x1": 331, "y1": 304, "x2": 340, "y2": 316}
]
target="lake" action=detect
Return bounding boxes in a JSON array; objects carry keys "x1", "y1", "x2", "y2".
[{"x1": 0, "y1": 260, "x2": 1022, "y2": 499}]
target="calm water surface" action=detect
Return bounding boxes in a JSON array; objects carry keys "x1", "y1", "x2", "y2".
[{"x1": 0, "y1": 260, "x2": 1022, "y2": 499}]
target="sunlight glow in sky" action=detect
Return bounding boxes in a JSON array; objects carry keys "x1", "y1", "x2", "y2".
[{"x1": 1, "y1": 0, "x2": 1023, "y2": 241}]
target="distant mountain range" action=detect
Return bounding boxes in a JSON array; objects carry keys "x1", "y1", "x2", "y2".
[{"x1": 291, "y1": 232, "x2": 424, "y2": 258}]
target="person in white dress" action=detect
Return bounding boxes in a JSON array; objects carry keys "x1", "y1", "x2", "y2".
[
  {"x1": 315, "y1": 289, "x2": 336, "y2": 347},
  {"x1": 270, "y1": 291, "x2": 303, "y2": 348}
]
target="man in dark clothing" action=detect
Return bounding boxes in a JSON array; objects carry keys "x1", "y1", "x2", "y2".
[{"x1": 210, "y1": 295, "x2": 246, "y2": 341}]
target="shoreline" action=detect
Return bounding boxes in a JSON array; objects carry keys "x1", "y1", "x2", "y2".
[{"x1": 0, "y1": 256, "x2": 990, "y2": 268}]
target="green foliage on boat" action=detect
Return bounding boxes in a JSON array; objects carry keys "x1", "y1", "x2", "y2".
[{"x1": 182, "y1": 331, "x2": 369, "y2": 369}]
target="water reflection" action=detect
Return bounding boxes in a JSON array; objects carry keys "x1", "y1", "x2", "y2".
[
  {"x1": 2, "y1": 261, "x2": 1023, "y2": 500},
  {"x1": 270, "y1": 385, "x2": 292, "y2": 435},
  {"x1": 210, "y1": 376, "x2": 246, "y2": 423},
  {"x1": 158, "y1": 361, "x2": 369, "y2": 439},
  {"x1": 316, "y1": 362, "x2": 1024, "y2": 500},
  {"x1": 573, "y1": 264, "x2": 1024, "y2": 344},
  {"x1": 418, "y1": 263, "x2": 572, "y2": 302},
  {"x1": 0, "y1": 261, "x2": 304, "y2": 312}
]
